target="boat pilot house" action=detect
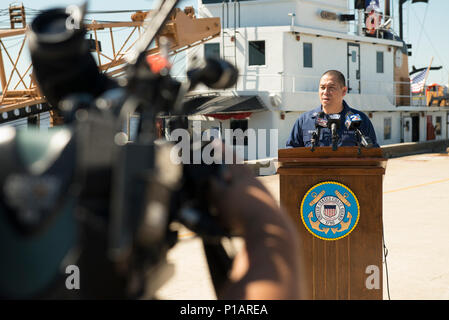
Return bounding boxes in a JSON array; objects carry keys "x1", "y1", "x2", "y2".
[{"x1": 174, "y1": 0, "x2": 449, "y2": 160}]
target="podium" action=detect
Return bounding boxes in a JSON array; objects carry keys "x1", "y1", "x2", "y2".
[{"x1": 277, "y1": 147, "x2": 387, "y2": 300}]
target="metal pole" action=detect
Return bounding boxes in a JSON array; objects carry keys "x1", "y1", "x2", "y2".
[
  {"x1": 222, "y1": 0, "x2": 225, "y2": 28},
  {"x1": 357, "y1": 9, "x2": 364, "y2": 36},
  {"x1": 385, "y1": 0, "x2": 391, "y2": 19},
  {"x1": 222, "y1": 1, "x2": 225, "y2": 59},
  {"x1": 233, "y1": 0, "x2": 237, "y2": 71},
  {"x1": 399, "y1": 0, "x2": 406, "y2": 40},
  {"x1": 227, "y1": 1, "x2": 229, "y2": 30},
  {"x1": 0, "y1": 44, "x2": 8, "y2": 91},
  {"x1": 234, "y1": 0, "x2": 236, "y2": 30},
  {"x1": 238, "y1": 0, "x2": 240, "y2": 28}
]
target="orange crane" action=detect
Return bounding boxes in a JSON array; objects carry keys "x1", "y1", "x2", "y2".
[
  {"x1": 425, "y1": 83, "x2": 449, "y2": 107},
  {"x1": 0, "y1": 4, "x2": 220, "y2": 124}
]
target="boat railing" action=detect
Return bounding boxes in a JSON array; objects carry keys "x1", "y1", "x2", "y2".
[
  {"x1": 281, "y1": 74, "x2": 422, "y2": 107},
  {"x1": 177, "y1": 73, "x2": 428, "y2": 107}
]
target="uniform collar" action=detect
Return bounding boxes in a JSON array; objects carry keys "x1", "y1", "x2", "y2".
[
  {"x1": 340, "y1": 100, "x2": 351, "y2": 116},
  {"x1": 312, "y1": 100, "x2": 350, "y2": 118}
]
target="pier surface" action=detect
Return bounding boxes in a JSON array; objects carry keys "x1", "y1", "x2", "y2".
[{"x1": 155, "y1": 152, "x2": 449, "y2": 300}]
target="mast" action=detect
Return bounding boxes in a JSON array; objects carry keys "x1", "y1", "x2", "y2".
[
  {"x1": 399, "y1": 0, "x2": 405, "y2": 40},
  {"x1": 399, "y1": 0, "x2": 429, "y2": 41},
  {"x1": 422, "y1": 56, "x2": 434, "y2": 92},
  {"x1": 385, "y1": 0, "x2": 391, "y2": 21}
]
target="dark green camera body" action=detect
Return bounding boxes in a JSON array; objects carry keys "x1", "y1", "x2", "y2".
[{"x1": 0, "y1": 127, "x2": 77, "y2": 299}]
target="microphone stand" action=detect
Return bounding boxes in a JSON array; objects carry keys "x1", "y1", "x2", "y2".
[
  {"x1": 331, "y1": 123, "x2": 338, "y2": 151},
  {"x1": 354, "y1": 128, "x2": 374, "y2": 154},
  {"x1": 354, "y1": 130, "x2": 363, "y2": 155},
  {"x1": 310, "y1": 128, "x2": 320, "y2": 152}
]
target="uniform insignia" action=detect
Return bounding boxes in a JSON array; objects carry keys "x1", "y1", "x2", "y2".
[{"x1": 300, "y1": 181, "x2": 359, "y2": 240}]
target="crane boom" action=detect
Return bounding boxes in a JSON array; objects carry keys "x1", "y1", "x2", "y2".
[{"x1": 0, "y1": 5, "x2": 221, "y2": 124}]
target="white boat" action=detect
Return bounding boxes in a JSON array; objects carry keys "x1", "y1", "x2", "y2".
[{"x1": 181, "y1": 0, "x2": 449, "y2": 160}]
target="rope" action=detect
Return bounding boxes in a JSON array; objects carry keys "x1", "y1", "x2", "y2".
[
  {"x1": 410, "y1": 5, "x2": 449, "y2": 85},
  {"x1": 414, "y1": 2, "x2": 429, "y2": 59}
]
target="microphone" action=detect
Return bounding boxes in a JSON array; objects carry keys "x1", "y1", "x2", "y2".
[
  {"x1": 344, "y1": 112, "x2": 362, "y2": 130},
  {"x1": 327, "y1": 114, "x2": 341, "y2": 151},
  {"x1": 345, "y1": 112, "x2": 374, "y2": 148},
  {"x1": 29, "y1": 7, "x2": 118, "y2": 109},
  {"x1": 187, "y1": 58, "x2": 238, "y2": 90},
  {"x1": 311, "y1": 112, "x2": 327, "y2": 151},
  {"x1": 315, "y1": 112, "x2": 328, "y2": 129},
  {"x1": 359, "y1": 134, "x2": 374, "y2": 148}
]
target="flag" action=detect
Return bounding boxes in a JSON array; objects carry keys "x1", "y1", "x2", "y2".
[
  {"x1": 365, "y1": 0, "x2": 380, "y2": 11},
  {"x1": 410, "y1": 69, "x2": 427, "y2": 93}
]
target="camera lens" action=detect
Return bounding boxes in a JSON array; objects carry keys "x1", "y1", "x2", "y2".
[{"x1": 30, "y1": 9, "x2": 77, "y2": 44}]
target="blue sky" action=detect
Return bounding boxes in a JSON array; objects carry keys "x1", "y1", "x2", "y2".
[
  {"x1": 0, "y1": 0, "x2": 446, "y2": 86},
  {"x1": 0, "y1": 0, "x2": 197, "y2": 86},
  {"x1": 394, "y1": 0, "x2": 449, "y2": 85}
]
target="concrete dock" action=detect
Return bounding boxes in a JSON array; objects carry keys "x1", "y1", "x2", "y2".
[{"x1": 155, "y1": 152, "x2": 449, "y2": 300}]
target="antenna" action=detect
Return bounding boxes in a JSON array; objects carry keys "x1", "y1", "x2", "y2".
[
  {"x1": 288, "y1": 13, "x2": 295, "y2": 28},
  {"x1": 379, "y1": 18, "x2": 392, "y2": 30},
  {"x1": 127, "y1": 0, "x2": 179, "y2": 68}
]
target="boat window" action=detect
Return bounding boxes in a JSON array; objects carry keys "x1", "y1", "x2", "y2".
[
  {"x1": 435, "y1": 116, "x2": 442, "y2": 135},
  {"x1": 384, "y1": 117, "x2": 392, "y2": 140},
  {"x1": 230, "y1": 119, "x2": 249, "y2": 145},
  {"x1": 376, "y1": 51, "x2": 384, "y2": 73},
  {"x1": 351, "y1": 50, "x2": 357, "y2": 63},
  {"x1": 303, "y1": 42, "x2": 313, "y2": 68},
  {"x1": 249, "y1": 41, "x2": 265, "y2": 66},
  {"x1": 204, "y1": 43, "x2": 220, "y2": 60}
]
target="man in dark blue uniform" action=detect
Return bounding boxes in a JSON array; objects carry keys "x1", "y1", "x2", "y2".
[{"x1": 286, "y1": 70, "x2": 379, "y2": 148}]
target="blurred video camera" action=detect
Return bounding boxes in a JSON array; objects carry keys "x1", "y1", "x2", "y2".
[{"x1": 0, "y1": 0, "x2": 238, "y2": 299}]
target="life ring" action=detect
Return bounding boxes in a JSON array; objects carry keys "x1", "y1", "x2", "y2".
[{"x1": 365, "y1": 11, "x2": 380, "y2": 35}]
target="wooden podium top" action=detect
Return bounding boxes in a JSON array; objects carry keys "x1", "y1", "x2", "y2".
[{"x1": 278, "y1": 147, "x2": 387, "y2": 168}]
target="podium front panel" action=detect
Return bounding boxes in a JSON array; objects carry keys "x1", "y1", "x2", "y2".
[{"x1": 278, "y1": 147, "x2": 386, "y2": 300}]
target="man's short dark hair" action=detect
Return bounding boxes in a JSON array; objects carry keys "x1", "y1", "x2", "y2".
[{"x1": 321, "y1": 70, "x2": 346, "y2": 88}]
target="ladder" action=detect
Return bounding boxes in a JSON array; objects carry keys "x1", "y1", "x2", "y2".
[
  {"x1": 221, "y1": 0, "x2": 240, "y2": 68},
  {"x1": 9, "y1": 3, "x2": 26, "y2": 29}
]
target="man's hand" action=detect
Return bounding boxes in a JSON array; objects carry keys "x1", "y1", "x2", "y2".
[{"x1": 209, "y1": 160, "x2": 302, "y2": 300}]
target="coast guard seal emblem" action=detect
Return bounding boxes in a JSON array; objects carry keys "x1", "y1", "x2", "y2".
[{"x1": 300, "y1": 181, "x2": 360, "y2": 240}]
